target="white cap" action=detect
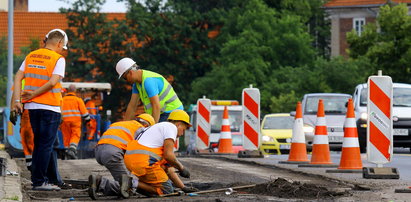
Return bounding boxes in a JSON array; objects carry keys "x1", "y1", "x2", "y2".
[
  {"x1": 116, "y1": 57, "x2": 136, "y2": 79},
  {"x1": 46, "y1": 28, "x2": 68, "y2": 50}
]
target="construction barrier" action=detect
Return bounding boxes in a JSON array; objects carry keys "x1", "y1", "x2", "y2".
[
  {"x1": 363, "y1": 70, "x2": 398, "y2": 179},
  {"x1": 241, "y1": 85, "x2": 261, "y2": 149},
  {"x1": 279, "y1": 102, "x2": 309, "y2": 164},
  {"x1": 326, "y1": 98, "x2": 362, "y2": 173},
  {"x1": 196, "y1": 98, "x2": 211, "y2": 150},
  {"x1": 218, "y1": 106, "x2": 233, "y2": 153},
  {"x1": 299, "y1": 99, "x2": 336, "y2": 168}
]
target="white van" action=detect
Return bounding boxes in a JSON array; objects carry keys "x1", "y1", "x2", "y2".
[
  {"x1": 301, "y1": 93, "x2": 352, "y2": 150},
  {"x1": 353, "y1": 83, "x2": 411, "y2": 153}
]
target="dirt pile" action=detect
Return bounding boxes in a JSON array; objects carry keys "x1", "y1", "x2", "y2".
[{"x1": 249, "y1": 177, "x2": 346, "y2": 199}]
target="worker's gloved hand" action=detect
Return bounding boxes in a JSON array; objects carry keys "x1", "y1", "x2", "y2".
[
  {"x1": 179, "y1": 168, "x2": 190, "y2": 178},
  {"x1": 182, "y1": 186, "x2": 199, "y2": 193},
  {"x1": 9, "y1": 111, "x2": 17, "y2": 125}
]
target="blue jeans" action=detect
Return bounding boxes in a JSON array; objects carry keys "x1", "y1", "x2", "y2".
[{"x1": 29, "y1": 109, "x2": 62, "y2": 186}]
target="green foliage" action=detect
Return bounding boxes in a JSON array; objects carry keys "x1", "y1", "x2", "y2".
[
  {"x1": 347, "y1": 3, "x2": 411, "y2": 82},
  {"x1": 0, "y1": 37, "x2": 28, "y2": 106},
  {"x1": 191, "y1": 0, "x2": 316, "y2": 113}
]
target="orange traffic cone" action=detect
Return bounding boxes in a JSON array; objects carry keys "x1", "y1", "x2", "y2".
[
  {"x1": 310, "y1": 99, "x2": 333, "y2": 165},
  {"x1": 218, "y1": 106, "x2": 233, "y2": 153},
  {"x1": 282, "y1": 102, "x2": 309, "y2": 163},
  {"x1": 338, "y1": 98, "x2": 363, "y2": 170}
]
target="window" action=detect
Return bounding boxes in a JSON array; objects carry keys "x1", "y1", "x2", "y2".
[{"x1": 353, "y1": 18, "x2": 365, "y2": 36}]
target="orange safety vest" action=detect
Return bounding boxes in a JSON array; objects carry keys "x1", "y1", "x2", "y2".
[
  {"x1": 98, "y1": 120, "x2": 145, "y2": 150},
  {"x1": 62, "y1": 92, "x2": 89, "y2": 121},
  {"x1": 22, "y1": 48, "x2": 63, "y2": 106},
  {"x1": 85, "y1": 100, "x2": 97, "y2": 115},
  {"x1": 123, "y1": 140, "x2": 169, "y2": 184}
]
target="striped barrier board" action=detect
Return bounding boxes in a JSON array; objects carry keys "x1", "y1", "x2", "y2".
[
  {"x1": 242, "y1": 86, "x2": 261, "y2": 151},
  {"x1": 196, "y1": 98, "x2": 211, "y2": 150},
  {"x1": 367, "y1": 74, "x2": 393, "y2": 165}
]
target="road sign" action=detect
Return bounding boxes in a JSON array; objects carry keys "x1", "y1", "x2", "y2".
[
  {"x1": 367, "y1": 72, "x2": 393, "y2": 165},
  {"x1": 242, "y1": 85, "x2": 260, "y2": 150},
  {"x1": 196, "y1": 98, "x2": 211, "y2": 150}
]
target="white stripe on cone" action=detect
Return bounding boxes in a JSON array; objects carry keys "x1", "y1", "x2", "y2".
[
  {"x1": 342, "y1": 137, "x2": 360, "y2": 148},
  {"x1": 313, "y1": 134, "x2": 329, "y2": 144},
  {"x1": 292, "y1": 118, "x2": 305, "y2": 143}
]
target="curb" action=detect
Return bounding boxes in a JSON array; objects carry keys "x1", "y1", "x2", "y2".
[{"x1": 0, "y1": 150, "x2": 23, "y2": 202}]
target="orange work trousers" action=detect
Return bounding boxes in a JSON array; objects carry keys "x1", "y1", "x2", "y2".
[
  {"x1": 61, "y1": 120, "x2": 82, "y2": 148},
  {"x1": 20, "y1": 109, "x2": 34, "y2": 157},
  {"x1": 87, "y1": 118, "x2": 97, "y2": 140}
]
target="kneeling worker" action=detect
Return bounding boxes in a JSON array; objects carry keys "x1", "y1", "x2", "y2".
[
  {"x1": 88, "y1": 113, "x2": 155, "y2": 199},
  {"x1": 121, "y1": 109, "x2": 193, "y2": 197}
]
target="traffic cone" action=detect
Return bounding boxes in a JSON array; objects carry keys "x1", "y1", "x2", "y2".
[
  {"x1": 281, "y1": 102, "x2": 309, "y2": 164},
  {"x1": 338, "y1": 98, "x2": 363, "y2": 170},
  {"x1": 310, "y1": 99, "x2": 333, "y2": 165},
  {"x1": 218, "y1": 106, "x2": 233, "y2": 153}
]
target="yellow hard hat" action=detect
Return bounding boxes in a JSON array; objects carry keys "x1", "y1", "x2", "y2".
[
  {"x1": 136, "y1": 113, "x2": 155, "y2": 126},
  {"x1": 167, "y1": 110, "x2": 192, "y2": 127}
]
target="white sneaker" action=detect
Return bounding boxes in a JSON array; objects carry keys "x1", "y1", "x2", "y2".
[{"x1": 32, "y1": 182, "x2": 61, "y2": 191}]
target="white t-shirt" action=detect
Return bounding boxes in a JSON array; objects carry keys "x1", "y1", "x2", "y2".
[
  {"x1": 138, "y1": 122, "x2": 177, "y2": 148},
  {"x1": 19, "y1": 58, "x2": 66, "y2": 113}
]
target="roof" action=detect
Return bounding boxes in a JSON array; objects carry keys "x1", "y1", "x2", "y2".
[
  {"x1": 324, "y1": 0, "x2": 411, "y2": 8},
  {"x1": 0, "y1": 12, "x2": 125, "y2": 55}
]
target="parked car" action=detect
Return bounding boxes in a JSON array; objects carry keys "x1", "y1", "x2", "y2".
[
  {"x1": 260, "y1": 113, "x2": 293, "y2": 155},
  {"x1": 301, "y1": 93, "x2": 352, "y2": 150},
  {"x1": 353, "y1": 83, "x2": 411, "y2": 153}
]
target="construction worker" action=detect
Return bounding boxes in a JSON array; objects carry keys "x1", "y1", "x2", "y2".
[
  {"x1": 84, "y1": 94, "x2": 98, "y2": 140},
  {"x1": 121, "y1": 110, "x2": 194, "y2": 197},
  {"x1": 116, "y1": 57, "x2": 184, "y2": 123},
  {"x1": 88, "y1": 113, "x2": 155, "y2": 199},
  {"x1": 10, "y1": 28, "x2": 68, "y2": 191},
  {"x1": 11, "y1": 79, "x2": 35, "y2": 171},
  {"x1": 61, "y1": 84, "x2": 90, "y2": 159}
]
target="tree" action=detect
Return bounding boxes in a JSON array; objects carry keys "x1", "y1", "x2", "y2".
[
  {"x1": 190, "y1": 0, "x2": 316, "y2": 113},
  {"x1": 347, "y1": 3, "x2": 411, "y2": 82},
  {"x1": 0, "y1": 37, "x2": 31, "y2": 106}
]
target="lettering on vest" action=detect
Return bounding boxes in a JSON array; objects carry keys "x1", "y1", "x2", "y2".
[{"x1": 28, "y1": 64, "x2": 46, "y2": 69}]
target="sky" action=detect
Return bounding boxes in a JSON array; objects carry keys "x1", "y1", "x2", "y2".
[{"x1": 29, "y1": 0, "x2": 128, "y2": 12}]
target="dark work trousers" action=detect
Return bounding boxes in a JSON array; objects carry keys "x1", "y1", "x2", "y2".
[
  {"x1": 159, "y1": 113, "x2": 170, "y2": 122},
  {"x1": 29, "y1": 109, "x2": 61, "y2": 187},
  {"x1": 95, "y1": 144, "x2": 136, "y2": 196}
]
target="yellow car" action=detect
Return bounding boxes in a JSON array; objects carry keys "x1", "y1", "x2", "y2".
[{"x1": 260, "y1": 113, "x2": 294, "y2": 155}]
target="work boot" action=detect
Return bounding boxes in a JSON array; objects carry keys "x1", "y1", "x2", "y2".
[
  {"x1": 88, "y1": 174, "x2": 102, "y2": 200},
  {"x1": 119, "y1": 174, "x2": 132, "y2": 198},
  {"x1": 66, "y1": 148, "x2": 78, "y2": 160}
]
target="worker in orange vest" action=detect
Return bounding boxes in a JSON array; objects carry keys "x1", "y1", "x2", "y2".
[
  {"x1": 61, "y1": 84, "x2": 90, "y2": 159},
  {"x1": 88, "y1": 113, "x2": 155, "y2": 199},
  {"x1": 11, "y1": 28, "x2": 68, "y2": 191},
  {"x1": 121, "y1": 110, "x2": 195, "y2": 198},
  {"x1": 84, "y1": 95, "x2": 98, "y2": 140},
  {"x1": 10, "y1": 79, "x2": 35, "y2": 171}
]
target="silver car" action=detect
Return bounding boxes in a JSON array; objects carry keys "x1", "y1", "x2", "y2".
[{"x1": 301, "y1": 93, "x2": 352, "y2": 150}]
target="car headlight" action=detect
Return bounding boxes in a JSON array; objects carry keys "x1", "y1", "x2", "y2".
[
  {"x1": 360, "y1": 112, "x2": 368, "y2": 121},
  {"x1": 262, "y1": 135, "x2": 274, "y2": 142},
  {"x1": 303, "y1": 124, "x2": 314, "y2": 133},
  {"x1": 286, "y1": 138, "x2": 292, "y2": 143}
]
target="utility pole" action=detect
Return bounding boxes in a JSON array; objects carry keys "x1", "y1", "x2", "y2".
[{"x1": 7, "y1": 0, "x2": 14, "y2": 108}]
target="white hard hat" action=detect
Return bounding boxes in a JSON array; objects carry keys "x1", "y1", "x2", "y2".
[
  {"x1": 46, "y1": 28, "x2": 68, "y2": 50},
  {"x1": 116, "y1": 57, "x2": 136, "y2": 79}
]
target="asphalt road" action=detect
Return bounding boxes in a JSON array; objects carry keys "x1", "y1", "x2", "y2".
[{"x1": 15, "y1": 153, "x2": 411, "y2": 201}]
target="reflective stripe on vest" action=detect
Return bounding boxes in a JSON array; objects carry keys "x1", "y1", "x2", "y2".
[
  {"x1": 135, "y1": 70, "x2": 182, "y2": 114},
  {"x1": 100, "y1": 135, "x2": 128, "y2": 145},
  {"x1": 98, "y1": 120, "x2": 145, "y2": 150},
  {"x1": 23, "y1": 48, "x2": 63, "y2": 106},
  {"x1": 125, "y1": 149, "x2": 162, "y2": 162}
]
